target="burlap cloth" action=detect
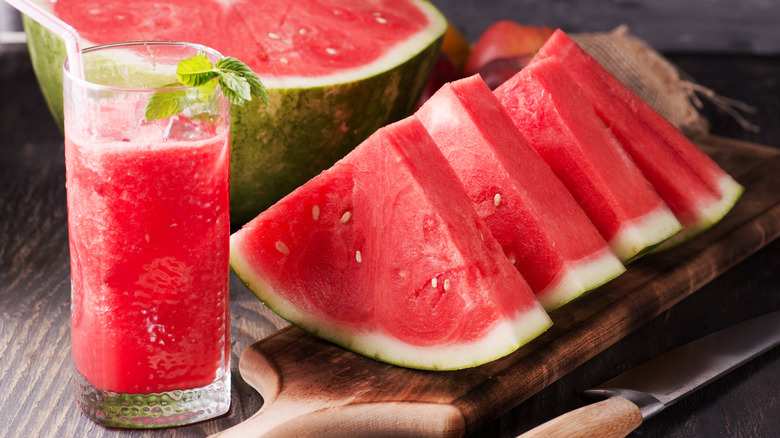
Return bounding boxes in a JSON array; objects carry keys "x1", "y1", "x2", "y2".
[{"x1": 572, "y1": 25, "x2": 759, "y2": 135}]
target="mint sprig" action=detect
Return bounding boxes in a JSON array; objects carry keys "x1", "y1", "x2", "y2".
[{"x1": 144, "y1": 52, "x2": 269, "y2": 121}]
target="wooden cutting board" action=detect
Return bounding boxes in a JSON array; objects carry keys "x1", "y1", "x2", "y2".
[{"x1": 213, "y1": 134, "x2": 780, "y2": 438}]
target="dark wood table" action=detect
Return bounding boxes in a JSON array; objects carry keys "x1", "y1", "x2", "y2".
[{"x1": 2, "y1": 4, "x2": 779, "y2": 437}]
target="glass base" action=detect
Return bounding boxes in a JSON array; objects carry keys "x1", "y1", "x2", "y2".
[{"x1": 72, "y1": 370, "x2": 231, "y2": 428}]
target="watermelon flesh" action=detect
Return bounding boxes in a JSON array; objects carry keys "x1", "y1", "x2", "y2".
[
  {"x1": 230, "y1": 116, "x2": 552, "y2": 370},
  {"x1": 495, "y1": 57, "x2": 682, "y2": 262},
  {"x1": 53, "y1": 0, "x2": 437, "y2": 84},
  {"x1": 416, "y1": 75, "x2": 625, "y2": 310},
  {"x1": 532, "y1": 30, "x2": 744, "y2": 248}
]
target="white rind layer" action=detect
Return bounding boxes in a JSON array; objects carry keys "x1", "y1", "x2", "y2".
[
  {"x1": 230, "y1": 239, "x2": 553, "y2": 371},
  {"x1": 652, "y1": 174, "x2": 745, "y2": 252},
  {"x1": 334, "y1": 305, "x2": 552, "y2": 370},
  {"x1": 260, "y1": 1, "x2": 448, "y2": 89},
  {"x1": 536, "y1": 247, "x2": 626, "y2": 311},
  {"x1": 609, "y1": 205, "x2": 683, "y2": 262}
]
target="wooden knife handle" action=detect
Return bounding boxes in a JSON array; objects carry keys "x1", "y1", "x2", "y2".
[{"x1": 518, "y1": 397, "x2": 643, "y2": 438}]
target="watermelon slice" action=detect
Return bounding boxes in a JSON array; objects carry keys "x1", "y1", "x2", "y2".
[
  {"x1": 416, "y1": 75, "x2": 625, "y2": 310},
  {"x1": 532, "y1": 30, "x2": 744, "y2": 249},
  {"x1": 230, "y1": 116, "x2": 552, "y2": 370},
  {"x1": 22, "y1": 0, "x2": 447, "y2": 224},
  {"x1": 495, "y1": 57, "x2": 682, "y2": 262}
]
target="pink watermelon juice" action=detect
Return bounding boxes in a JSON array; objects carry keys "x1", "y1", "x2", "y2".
[
  {"x1": 63, "y1": 42, "x2": 231, "y2": 427},
  {"x1": 67, "y1": 125, "x2": 230, "y2": 394}
]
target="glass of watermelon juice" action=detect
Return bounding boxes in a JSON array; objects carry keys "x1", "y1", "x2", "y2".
[{"x1": 62, "y1": 41, "x2": 231, "y2": 428}]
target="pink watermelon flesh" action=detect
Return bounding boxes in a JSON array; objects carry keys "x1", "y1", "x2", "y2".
[
  {"x1": 494, "y1": 57, "x2": 682, "y2": 262},
  {"x1": 229, "y1": 116, "x2": 552, "y2": 370},
  {"x1": 416, "y1": 75, "x2": 625, "y2": 310},
  {"x1": 532, "y1": 30, "x2": 744, "y2": 248},
  {"x1": 53, "y1": 0, "x2": 432, "y2": 79}
]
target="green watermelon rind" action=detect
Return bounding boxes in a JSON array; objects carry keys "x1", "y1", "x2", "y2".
[
  {"x1": 229, "y1": 241, "x2": 553, "y2": 371},
  {"x1": 538, "y1": 248, "x2": 626, "y2": 311},
  {"x1": 650, "y1": 174, "x2": 744, "y2": 253},
  {"x1": 21, "y1": 15, "x2": 66, "y2": 130},
  {"x1": 21, "y1": 1, "x2": 447, "y2": 225}
]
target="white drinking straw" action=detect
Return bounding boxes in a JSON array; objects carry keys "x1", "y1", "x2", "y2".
[{"x1": 4, "y1": 0, "x2": 84, "y2": 79}]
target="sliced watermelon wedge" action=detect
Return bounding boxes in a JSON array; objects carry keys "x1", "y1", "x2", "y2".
[
  {"x1": 416, "y1": 75, "x2": 625, "y2": 310},
  {"x1": 495, "y1": 57, "x2": 682, "y2": 262},
  {"x1": 230, "y1": 116, "x2": 552, "y2": 370},
  {"x1": 532, "y1": 30, "x2": 744, "y2": 249}
]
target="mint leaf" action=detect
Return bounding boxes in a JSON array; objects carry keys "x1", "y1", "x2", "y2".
[
  {"x1": 144, "y1": 85, "x2": 188, "y2": 121},
  {"x1": 196, "y1": 79, "x2": 219, "y2": 101},
  {"x1": 219, "y1": 71, "x2": 252, "y2": 106},
  {"x1": 216, "y1": 57, "x2": 270, "y2": 104},
  {"x1": 177, "y1": 54, "x2": 219, "y2": 87},
  {"x1": 144, "y1": 54, "x2": 268, "y2": 121}
]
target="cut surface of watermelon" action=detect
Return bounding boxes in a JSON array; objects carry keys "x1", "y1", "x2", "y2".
[
  {"x1": 532, "y1": 30, "x2": 744, "y2": 248},
  {"x1": 24, "y1": 0, "x2": 447, "y2": 224},
  {"x1": 230, "y1": 116, "x2": 552, "y2": 370},
  {"x1": 416, "y1": 75, "x2": 624, "y2": 310},
  {"x1": 52, "y1": 0, "x2": 443, "y2": 88},
  {"x1": 495, "y1": 57, "x2": 682, "y2": 262}
]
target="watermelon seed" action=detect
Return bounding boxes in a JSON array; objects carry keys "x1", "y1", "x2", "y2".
[
  {"x1": 356, "y1": 250, "x2": 362, "y2": 263},
  {"x1": 375, "y1": 16, "x2": 388, "y2": 24},
  {"x1": 326, "y1": 48, "x2": 338, "y2": 55},
  {"x1": 431, "y1": 278, "x2": 438, "y2": 288},
  {"x1": 509, "y1": 256, "x2": 517, "y2": 265},
  {"x1": 443, "y1": 279, "x2": 451, "y2": 291},
  {"x1": 312, "y1": 205, "x2": 320, "y2": 221},
  {"x1": 340, "y1": 211, "x2": 352, "y2": 224},
  {"x1": 494, "y1": 193, "x2": 502, "y2": 207},
  {"x1": 298, "y1": 28, "x2": 308, "y2": 35},
  {"x1": 275, "y1": 241, "x2": 290, "y2": 255},
  {"x1": 399, "y1": 270, "x2": 408, "y2": 278},
  {"x1": 268, "y1": 32, "x2": 281, "y2": 40}
]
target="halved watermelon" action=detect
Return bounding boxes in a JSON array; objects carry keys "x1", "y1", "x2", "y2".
[
  {"x1": 495, "y1": 57, "x2": 682, "y2": 262},
  {"x1": 22, "y1": 0, "x2": 447, "y2": 224},
  {"x1": 416, "y1": 75, "x2": 625, "y2": 310},
  {"x1": 230, "y1": 116, "x2": 552, "y2": 370},
  {"x1": 532, "y1": 30, "x2": 744, "y2": 249}
]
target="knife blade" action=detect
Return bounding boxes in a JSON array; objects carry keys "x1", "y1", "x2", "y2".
[{"x1": 518, "y1": 308, "x2": 780, "y2": 438}]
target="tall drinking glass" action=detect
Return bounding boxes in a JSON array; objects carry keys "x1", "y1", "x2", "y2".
[{"x1": 63, "y1": 41, "x2": 231, "y2": 428}]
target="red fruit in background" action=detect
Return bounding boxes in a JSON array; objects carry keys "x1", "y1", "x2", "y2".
[
  {"x1": 465, "y1": 20, "x2": 553, "y2": 77},
  {"x1": 414, "y1": 23, "x2": 470, "y2": 110},
  {"x1": 441, "y1": 23, "x2": 471, "y2": 74},
  {"x1": 478, "y1": 55, "x2": 532, "y2": 89},
  {"x1": 414, "y1": 52, "x2": 461, "y2": 110}
]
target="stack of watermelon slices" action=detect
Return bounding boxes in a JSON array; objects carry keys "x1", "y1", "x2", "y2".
[
  {"x1": 494, "y1": 56, "x2": 683, "y2": 262},
  {"x1": 416, "y1": 75, "x2": 626, "y2": 310},
  {"x1": 230, "y1": 116, "x2": 554, "y2": 370},
  {"x1": 230, "y1": 29, "x2": 743, "y2": 370},
  {"x1": 530, "y1": 30, "x2": 744, "y2": 250}
]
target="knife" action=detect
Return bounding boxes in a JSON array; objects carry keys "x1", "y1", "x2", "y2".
[{"x1": 518, "y1": 308, "x2": 780, "y2": 438}]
